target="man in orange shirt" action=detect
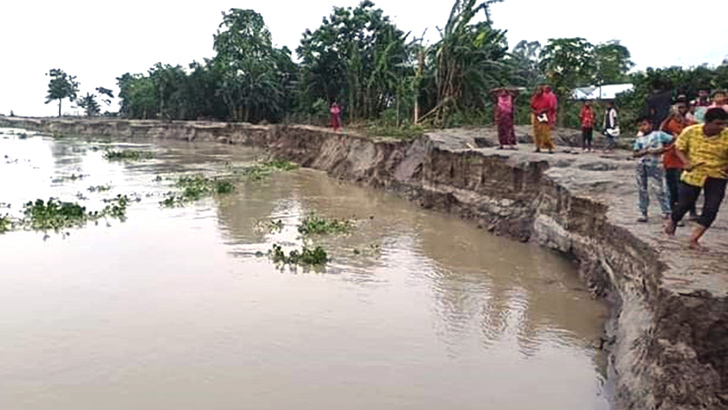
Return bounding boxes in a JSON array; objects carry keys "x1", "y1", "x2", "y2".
[{"x1": 660, "y1": 99, "x2": 696, "y2": 220}]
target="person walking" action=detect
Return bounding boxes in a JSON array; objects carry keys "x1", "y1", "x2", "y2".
[
  {"x1": 660, "y1": 99, "x2": 697, "y2": 220},
  {"x1": 633, "y1": 116, "x2": 673, "y2": 223},
  {"x1": 330, "y1": 102, "x2": 342, "y2": 131},
  {"x1": 603, "y1": 101, "x2": 619, "y2": 152},
  {"x1": 579, "y1": 100, "x2": 596, "y2": 152},
  {"x1": 666, "y1": 108, "x2": 728, "y2": 251},
  {"x1": 493, "y1": 88, "x2": 518, "y2": 149},
  {"x1": 530, "y1": 84, "x2": 557, "y2": 153}
]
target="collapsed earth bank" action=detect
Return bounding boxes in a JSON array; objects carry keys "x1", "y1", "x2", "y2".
[{"x1": 2, "y1": 116, "x2": 727, "y2": 410}]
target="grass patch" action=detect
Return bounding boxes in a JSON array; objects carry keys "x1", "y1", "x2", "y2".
[
  {"x1": 103, "y1": 150, "x2": 156, "y2": 161},
  {"x1": 298, "y1": 214, "x2": 353, "y2": 236},
  {"x1": 214, "y1": 180, "x2": 235, "y2": 194},
  {"x1": 269, "y1": 244, "x2": 329, "y2": 266},
  {"x1": 364, "y1": 125, "x2": 424, "y2": 140}
]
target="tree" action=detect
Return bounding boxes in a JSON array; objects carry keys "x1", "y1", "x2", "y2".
[
  {"x1": 592, "y1": 40, "x2": 633, "y2": 87},
  {"x1": 539, "y1": 38, "x2": 594, "y2": 126},
  {"x1": 213, "y1": 8, "x2": 289, "y2": 122},
  {"x1": 45, "y1": 69, "x2": 79, "y2": 117},
  {"x1": 510, "y1": 40, "x2": 543, "y2": 87},
  {"x1": 75, "y1": 93, "x2": 101, "y2": 117},
  {"x1": 420, "y1": 0, "x2": 509, "y2": 126},
  {"x1": 297, "y1": 1, "x2": 411, "y2": 121}
]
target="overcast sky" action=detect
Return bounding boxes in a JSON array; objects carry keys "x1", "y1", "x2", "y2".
[{"x1": 2, "y1": 0, "x2": 727, "y2": 117}]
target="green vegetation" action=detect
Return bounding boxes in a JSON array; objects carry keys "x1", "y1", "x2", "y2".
[
  {"x1": 19, "y1": 195, "x2": 129, "y2": 231},
  {"x1": 0, "y1": 215, "x2": 11, "y2": 234},
  {"x1": 103, "y1": 150, "x2": 156, "y2": 161},
  {"x1": 262, "y1": 159, "x2": 299, "y2": 171},
  {"x1": 298, "y1": 214, "x2": 353, "y2": 236},
  {"x1": 45, "y1": 68, "x2": 79, "y2": 117},
  {"x1": 160, "y1": 174, "x2": 236, "y2": 207},
  {"x1": 269, "y1": 244, "x2": 329, "y2": 266}
]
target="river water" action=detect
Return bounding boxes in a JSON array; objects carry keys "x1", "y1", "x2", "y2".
[{"x1": 0, "y1": 128, "x2": 610, "y2": 409}]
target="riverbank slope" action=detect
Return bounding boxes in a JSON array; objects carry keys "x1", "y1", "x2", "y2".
[{"x1": 2, "y1": 116, "x2": 727, "y2": 409}]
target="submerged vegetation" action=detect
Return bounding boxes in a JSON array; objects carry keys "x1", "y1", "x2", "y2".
[
  {"x1": 298, "y1": 214, "x2": 353, "y2": 236},
  {"x1": 103, "y1": 150, "x2": 156, "y2": 161},
  {"x1": 160, "y1": 160, "x2": 298, "y2": 207},
  {"x1": 269, "y1": 244, "x2": 329, "y2": 266},
  {"x1": 160, "y1": 174, "x2": 236, "y2": 207}
]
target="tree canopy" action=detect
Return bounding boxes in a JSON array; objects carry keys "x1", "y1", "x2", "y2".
[{"x1": 45, "y1": 69, "x2": 79, "y2": 117}]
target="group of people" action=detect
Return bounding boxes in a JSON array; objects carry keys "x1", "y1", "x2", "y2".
[
  {"x1": 492, "y1": 85, "x2": 619, "y2": 152},
  {"x1": 492, "y1": 84, "x2": 728, "y2": 250},
  {"x1": 632, "y1": 88, "x2": 728, "y2": 250}
]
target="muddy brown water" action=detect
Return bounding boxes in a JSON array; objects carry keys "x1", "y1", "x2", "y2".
[{"x1": 0, "y1": 128, "x2": 610, "y2": 409}]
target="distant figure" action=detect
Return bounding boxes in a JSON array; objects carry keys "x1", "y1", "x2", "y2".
[
  {"x1": 694, "y1": 89, "x2": 712, "y2": 123},
  {"x1": 492, "y1": 88, "x2": 518, "y2": 149},
  {"x1": 330, "y1": 102, "x2": 342, "y2": 131},
  {"x1": 708, "y1": 90, "x2": 728, "y2": 113},
  {"x1": 579, "y1": 100, "x2": 596, "y2": 152},
  {"x1": 666, "y1": 108, "x2": 728, "y2": 251},
  {"x1": 686, "y1": 101, "x2": 698, "y2": 123},
  {"x1": 632, "y1": 116, "x2": 673, "y2": 223},
  {"x1": 530, "y1": 84, "x2": 557, "y2": 153},
  {"x1": 647, "y1": 84, "x2": 673, "y2": 130},
  {"x1": 9, "y1": 110, "x2": 14, "y2": 117},
  {"x1": 696, "y1": 89, "x2": 711, "y2": 107},
  {"x1": 660, "y1": 99, "x2": 696, "y2": 219},
  {"x1": 603, "y1": 101, "x2": 620, "y2": 152}
]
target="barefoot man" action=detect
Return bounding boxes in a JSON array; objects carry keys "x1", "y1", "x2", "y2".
[{"x1": 666, "y1": 108, "x2": 728, "y2": 250}]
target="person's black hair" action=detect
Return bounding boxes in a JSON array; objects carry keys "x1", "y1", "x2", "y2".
[
  {"x1": 712, "y1": 89, "x2": 727, "y2": 98},
  {"x1": 636, "y1": 115, "x2": 652, "y2": 125},
  {"x1": 705, "y1": 107, "x2": 728, "y2": 123}
]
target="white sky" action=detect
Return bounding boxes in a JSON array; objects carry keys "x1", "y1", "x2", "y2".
[{"x1": 2, "y1": 0, "x2": 727, "y2": 117}]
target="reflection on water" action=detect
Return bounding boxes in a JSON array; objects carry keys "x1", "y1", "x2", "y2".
[{"x1": 0, "y1": 129, "x2": 610, "y2": 410}]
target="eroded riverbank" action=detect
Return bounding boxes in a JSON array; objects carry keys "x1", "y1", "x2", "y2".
[{"x1": 2, "y1": 116, "x2": 727, "y2": 409}]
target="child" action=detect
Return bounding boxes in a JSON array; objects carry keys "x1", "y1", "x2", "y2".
[
  {"x1": 579, "y1": 101, "x2": 595, "y2": 152},
  {"x1": 633, "y1": 116, "x2": 673, "y2": 222},
  {"x1": 603, "y1": 101, "x2": 619, "y2": 152}
]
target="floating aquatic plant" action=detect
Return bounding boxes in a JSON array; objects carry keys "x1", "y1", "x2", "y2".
[
  {"x1": 87, "y1": 185, "x2": 112, "y2": 193},
  {"x1": 103, "y1": 150, "x2": 156, "y2": 161},
  {"x1": 20, "y1": 195, "x2": 130, "y2": 231},
  {"x1": 0, "y1": 215, "x2": 12, "y2": 234},
  {"x1": 269, "y1": 244, "x2": 329, "y2": 266},
  {"x1": 298, "y1": 214, "x2": 353, "y2": 236},
  {"x1": 159, "y1": 174, "x2": 235, "y2": 207}
]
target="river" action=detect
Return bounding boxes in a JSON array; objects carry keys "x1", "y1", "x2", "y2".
[{"x1": 0, "y1": 128, "x2": 610, "y2": 409}]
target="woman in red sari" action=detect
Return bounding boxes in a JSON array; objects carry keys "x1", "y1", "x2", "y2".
[
  {"x1": 492, "y1": 88, "x2": 518, "y2": 149},
  {"x1": 530, "y1": 85, "x2": 557, "y2": 153},
  {"x1": 330, "y1": 102, "x2": 342, "y2": 131}
]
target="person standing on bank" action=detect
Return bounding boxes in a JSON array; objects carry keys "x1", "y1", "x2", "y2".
[
  {"x1": 603, "y1": 101, "x2": 619, "y2": 152},
  {"x1": 660, "y1": 99, "x2": 697, "y2": 220},
  {"x1": 330, "y1": 102, "x2": 342, "y2": 131},
  {"x1": 633, "y1": 116, "x2": 673, "y2": 223},
  {"x1": 493, "y1": 88, "x2": 518, "y2": 149},
  {"x1": 579, "y1": 100, "x2": 596, "y2": 152},
  {"x1": 665, "y1": 108, "x2": 728, "y2": 251},
  {"x1": 530, "y1": 84, "x2": 557, "y2": 153}
]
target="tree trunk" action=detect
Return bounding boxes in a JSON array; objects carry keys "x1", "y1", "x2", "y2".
[{"x1": 58, "y1": 99, "x2": 62, "y2": 117}]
